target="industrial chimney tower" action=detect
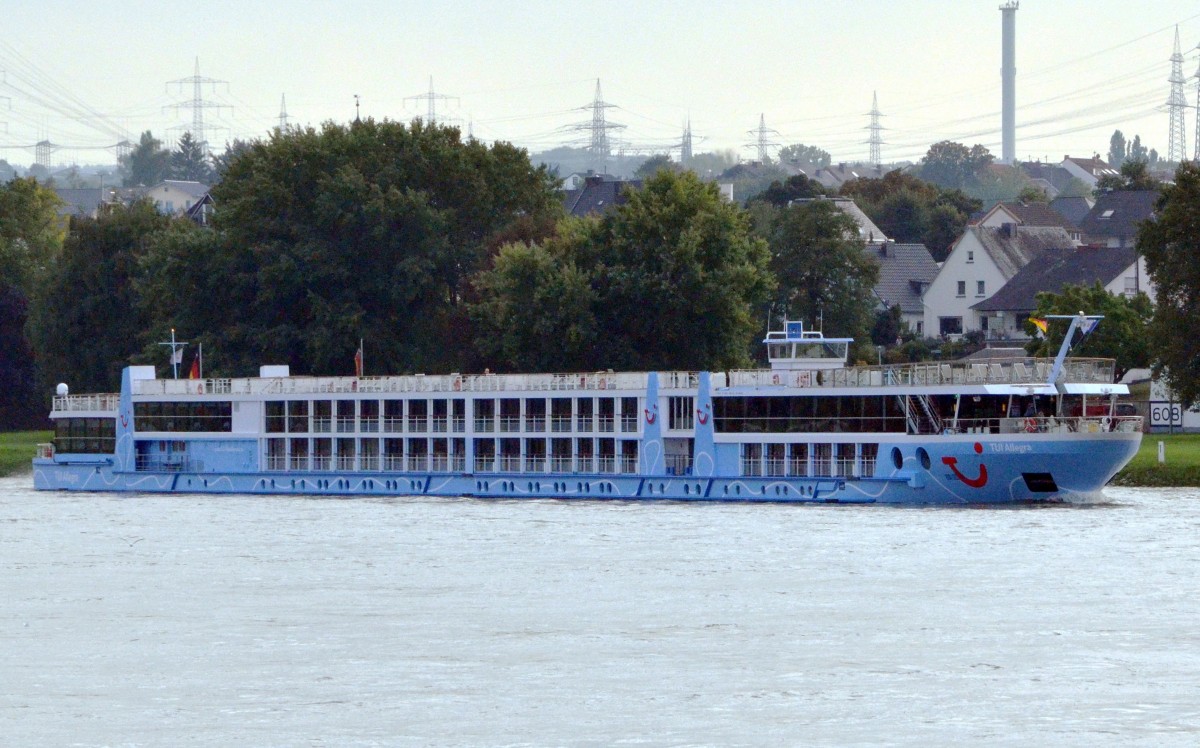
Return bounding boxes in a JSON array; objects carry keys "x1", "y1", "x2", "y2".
[{"x1": 1000, "y1": 2, "x2": 1018, "y2": 164}]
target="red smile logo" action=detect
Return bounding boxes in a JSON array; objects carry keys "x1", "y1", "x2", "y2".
[{"x1": 941, "y1": 442, "x2": 989, "y2": 488}]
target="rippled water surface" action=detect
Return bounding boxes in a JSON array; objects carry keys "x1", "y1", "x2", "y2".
[{"x1": 3, "y1": 475, "x2": 1200, "y2": 746}]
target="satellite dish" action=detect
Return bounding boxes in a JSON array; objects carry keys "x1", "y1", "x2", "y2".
[{"x1": 56, "y1": 383, "x2": 69, "y2": 396}]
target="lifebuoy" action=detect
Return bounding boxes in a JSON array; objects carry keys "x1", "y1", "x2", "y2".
[
  {"x1": 598, "y1": 377, "x2": 607, "y2": 389},
  {"x1": 453, "y1": 376, "x2": 462, "y2": 391},
  {"x1": 1101, "y1": 416, "x2": 1111, "y2": 430},
  {"x1": 196, "y1": 382, "x2": 203, "y2": 394},
  {"x1": 1024, "y1": 418, "x2": 1038, "y2": 433},
  {"x1": 771, "y1": 373, "x2": 780, "y2": 385}
]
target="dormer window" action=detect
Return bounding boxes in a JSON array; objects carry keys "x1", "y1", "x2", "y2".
[{"x1": 1100, "y1": 209, "x2": 1115, "y2": 220}]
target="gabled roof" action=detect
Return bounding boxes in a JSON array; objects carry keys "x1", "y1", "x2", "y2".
[
  {"x1": 972, "y1": 245, "x2": 1137, "y2": 313},
  {"x1": 1018, "y1": 161, "x2": 1076, "y2": 191},
  {"x1": 561, "y1": 177, "x2": 641, "y2": 217},
  {"x1": 1063, "y1": 156, "x2": 1118, "y2": 179},
  {"x1": 1078, "y1": 189, "x2": 1158, "y2": 240},
  {"x1": 978, "y1": 201, "x2": 1079, "y2": 232},
  {"x1": 1049, "y1": 195, "x2": 1094, "y2": 227},
  {"x1": 867, "y1": 242, "x2": 939, "y2": 315},
  {"x1": 145, "y1": 180, "x2": 210, "y2": 198},
  {"x1": 967, "y1": 225, "x2": 1076, "y2": 279},
  {"x1": 53, "y1": 187, "x2": 104, "y2": 216}
]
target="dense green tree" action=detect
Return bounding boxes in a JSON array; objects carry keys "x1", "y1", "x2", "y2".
[
  {"x1": 1108, "y1": 130, "x2": 1127, "y2": 168},
  {"x1": 838, "y1": 170, "x2": 980, "y2": 261},
  {"x1": 685, "y1": 149, "x2": 740, "y2": 179},
  {"x1": 747, "y1": 173, "x2": 826, "y2": 207},
  {"x1": 29, "y1": 201, "x2": 174, "y2": 393},
  {"x1": 1128, "y1": 134, "x2": 1148, "y2": 163},
  {"x1": 211, "y1": 138, "x2": 254, "y2": 180},
  {"x1": 1096, "y1": 159, "x2": 1160, "y2": 192},
  {"x1": 0, "y1": 178, "x2": 61, "y2": 427},
  {"x1": 1023, "y1": 283, "x2": 1153, "y2": 383},
  {"x1": 777, "y1": 143, "x2": 831, "y2": 168},
  {"x1": 474, "y1": 170, "x2": 773, "y2": 371},
  {"x1": 765, "y1": 200, "x2": 880, "y2": 341},
  {"x1": 919, "y1": 140, "x2": 994, "y2": 190},
  {"x1": 169, "y1": 131, "x2": 215, "y2": 183},
  {"x1": 120, "y1": 130, "x2": 170, "y2": 187},
  {"x1": 634, "y1": 154, "x2": 679, "y2": 179},
  {"x1": 718, "y1": 162, "x2": 788, "y2": 205},
  {"x1": 1140, "y1": 161, "x2": 1200, "y2": 404},
  {"x1": 180, "y1": 118, "x2": 562, "y2": 376},
  {"x1": 871, "y1": 304, "x2": 904, "y2": 347}
]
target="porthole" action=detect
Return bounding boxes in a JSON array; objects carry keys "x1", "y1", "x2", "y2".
[
  {"x1": 917, "y1": 447, "x2": 931, "y2": 470},
  {"x1": 891, "y1": 447, "x2": 903, "y2": 470}
]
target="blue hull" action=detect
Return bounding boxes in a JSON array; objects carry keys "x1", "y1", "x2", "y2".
[{"x1": 33, "y1": 433, "x2": 1140, "y2": 505}]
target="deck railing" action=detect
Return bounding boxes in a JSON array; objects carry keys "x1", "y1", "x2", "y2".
[{"x1": 728, "y1": 358, "x2": 1116, "y2": 389}]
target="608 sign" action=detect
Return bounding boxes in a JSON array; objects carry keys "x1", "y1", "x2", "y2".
[{"x1": 1150, "y1": 401, "x2": 1184, "y2": 427}]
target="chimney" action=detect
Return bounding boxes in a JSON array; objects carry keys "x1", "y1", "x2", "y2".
[
  {"x1": 878, "y1": 241, "x2": 888, "y2": 257},
  {"x1": 1001, "y1": 222, "x2": 1016, "y2": 237}
]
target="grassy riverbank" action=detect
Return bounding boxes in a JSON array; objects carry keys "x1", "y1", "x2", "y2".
[
  {"x1": 1111, "y1": 433, "x2": 1200, "y2": 487},
  {"x1": 0, "y1": 431, "x2": 51, "y2": 477}
]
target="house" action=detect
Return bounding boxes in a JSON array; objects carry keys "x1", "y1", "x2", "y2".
[
  {"x1": 922, "y1": 225, "x2": 1075, "y2": 339},
  {"x1": 53, "y1": 187, "x2": 107, "y2": 219},
  {"x1": 867, "y1": 242, "x2": 939, "y2": 337},
  {"x1": 1077, "y1": 189, "x2": 1158, "y2": 248},
  {"x1": 561, "y1": 174, "x2": 641, "y2": 217},
  {"x1": 808, "y1": 162, "x2": 887, "y2": 191},
  {"x1": 971, "y1": 245, "x2": 1154, "y2": 343},
  {"x1": 1049, "y1": 195, "x2": 1094, "y2": 228},
  {"x1": 1060, "y1": 155, "x2": 1119, "y2": 188},
  {"x1": 790, "y1": 196, "x2": 888, "y2": 243},
  {"x1": 974, "y1": 200, "x2": 1082, "y2": 243},
  {"x1": 184, "y1": 193, "x2": 215, "y2": 226},
  {"x1": 1018, "y1": 161, "x2": 1079, "y2": 198},
  {"x1": 142, "y1": 180, "x2": 210, "y2": 216}
]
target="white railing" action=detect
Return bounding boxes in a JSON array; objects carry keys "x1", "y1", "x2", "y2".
[
  {"x1": 52, "y1": 394, "x2": 119, "y2": 413},
  {"x1": 728, "y1": 358, "x2": 1116, "y2": 389}
]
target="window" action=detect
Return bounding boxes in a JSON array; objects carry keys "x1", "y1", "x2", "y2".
[
  {"x1": 976, "y1": 280, "x2": 986, "y2": 297},
  {"x1": 966, "y1": 251, "x2": 975, "y2": 263},
  {"x1": 956, "y1": 281, "x2": 966, "y2": 297},
  {"x1": 939, "y1": 317, "x2": 963, "y2": 336},
  {"x1": 1100, "y1": 209, "x2": 1115, "y2": 220},
  {"x1": 916, "y1": 321, "x2": 924, "y2": 335},
  {"x1": 1124, "y1": 276, "x2": 1138, "y2": 297}
]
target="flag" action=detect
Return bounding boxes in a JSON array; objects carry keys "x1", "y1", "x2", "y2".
[
  {"x1": 188, "y1": 356, "x2": 200, "y2": 379},
  {"x1": 1081, "y1": 318, "x2": 1100, "y2": 336},
  {"x1": 354, "y1": 344, "x2": 363, "y2": 378},
  {"x1": 171, "y1": 347, "x2": 184, "y2": 365},
  {"x1": 1029, "y1": 317, "x2": 1048, "y2": 337}
]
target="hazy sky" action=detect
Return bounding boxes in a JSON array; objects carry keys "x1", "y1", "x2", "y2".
[{"x1": 4, "y1": 0, "x2": 1200, "y2": 169}]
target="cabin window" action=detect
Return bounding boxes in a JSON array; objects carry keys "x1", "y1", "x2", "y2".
[
  {"x1": 669, "y1": 396, "x2": 695, "y2": 430},
  {"x1": 788, "y1": 443, "x2": 808, "y2": 476},
  {"x1": 620, "y1": 397, "x2": 639, "y2": 432},
  {"x1": 336, "y1": 400, "x2": 355, "y2": 433},
  {"x1": 551, "y1": 398, "x2": 573, "y2": 433},
  {"x1": 314, "y1": 438, "x2": 333, "y2": 470},
  {"x1": 289, "y1": 438, "x2": 309, "y2": 470},
  {"x1": 499, "y1": 398, "x2": 520, "y2": 432},
  {"x1": 620, "y1": 440, "x2": 639, "y2": 473},
  {"x1": 575, "y1": 398, "x2": 594, "y2": 431},
  {"x1": 360, "y1": 400, "x2": 380, "y2": 433},
  {"x1": 525, "y1": 398, "x2": 547, "y2": 432},
  {"x1": 452, "y1": 400, "x2": 466, "y2": 433},
  {"x1": 741, "y1": 443, "x2": 762, "y2": 476},
  {"x1": 408, "y1": 400, "x2": 428, "y2": 433},
  {"x1": 383, "y1": 438, "x2": 403, "y2": 470},
  {"x1": 473, "y1": 398, "x2": 495, "y2": 432},
  {"x1": 287, "y1": 400, "x2": 309, "y2": 433},
  {"x1": 135, "y1": 401, "x2": 231, "y2": 432},
  {"x1": 314, "y1": 400, "x2": 333, "y2": 433},
  {"x1": 598, "y1": 399, "x2": 615, "y2": 433},
  {"x1": 54, "y1": 417, "x2": 116, "y2": 453},
  {"x1": 473, "y1": 438, "x2": 495, "y2": 472},
  {"x1": 431, "y1": 400, "x2": 449, "y2": 433},
  {"x1": 383, "y1": 400, "x2": 403, "y2": 432}
]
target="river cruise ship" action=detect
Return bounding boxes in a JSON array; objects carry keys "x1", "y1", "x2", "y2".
[{"x1": 33, "y1": 314, "x2": 1141, "y2": 504}]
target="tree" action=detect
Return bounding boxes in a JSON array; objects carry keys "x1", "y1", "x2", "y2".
[
  {"x1": 1095, "y1": 159, "x2": 1160, "y2": 192},
  {"x1": 181, "y1": 118, "x2": 562, "y2": 376},
  {"x1": 1023, "y1": 283, "x2": 1153, "y2": 383},
  {"x1": 747, "y1": 173, "x2": 826, "y2": 207},
  {"x1": 633, "y1": 154, "x2": 679, "y2": 179},
  {"x1": 777, "y1": 143, "x2": 831, "y2": 168},
  {"x1": 210, "y1": 138, "x2": 255, "y2": 182},
  {"x1": 1108, "y1": 130, "x2": 1127, "y2": 168},
  {"x1": 169, "y1": 131, "x2": 215, "y2": 183},
  {"x1": 120, "y1": 130, "x2": 170, "y2": 187},
  {"x1": 685, "y1": 149, "x2": 740, "y2": 179},
  {"x1": 1128, "y1": 134, "x2": 1148, "y2": 163},
  {"x1": 871, "y1": 304, "x2": 904, "y2": 347},
  {"x1": 1140, "y1": 161, "x2": 1200, "y2": 404},
  {"x1": 919, "y1": 140, "x2": 994, "y2": 190},
  {"x1": 718, "y1": 162, "x2": 788, "y2": 205},
  {"x1": 473, "y1": 170, "x2": 774, "y2": 371},
  {"x1": 838, "y1": 170, "x2": 980, "y2": 261},
  {"x1": 28, "y1": 201, "x2": 174, "y2": 393},
  {"x1": 765, "y1": 200, "x2": 880, "y2": 341}
]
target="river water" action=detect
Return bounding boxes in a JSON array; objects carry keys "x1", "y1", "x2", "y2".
[{"x1": 2, "y1": 475, "x2": 1199, "y2": 747}]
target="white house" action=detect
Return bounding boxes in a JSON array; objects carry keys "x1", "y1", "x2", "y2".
[
  {"x1": 922, "y1": 225, "x2": 1075, "y2": 338},
  {"x1": 975, "y1": 201, "x2": 1082, "y2": 244},
  {"x1": 1060, "y1": 155, "x2": 1119, "y2": 188},
  {"x1": 142, "y1": 180, "x2": 210, "y2": 216}
]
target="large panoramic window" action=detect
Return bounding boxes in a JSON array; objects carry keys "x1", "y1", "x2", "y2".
[{"x1": 135, "y1": 401, "x2": 232, "y2": 432}]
